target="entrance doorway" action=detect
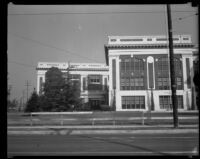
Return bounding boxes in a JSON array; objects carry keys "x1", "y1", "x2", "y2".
[{"x1": 89, "y1": 99, "x2": 101, "y2": 110}]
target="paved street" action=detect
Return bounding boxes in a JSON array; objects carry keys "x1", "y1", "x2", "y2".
[{"x1": 8, "y1": 133, "x2": 198, "y2": 156}]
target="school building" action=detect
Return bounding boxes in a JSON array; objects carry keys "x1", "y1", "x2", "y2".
[
  {"x1": 36, "y1": 35, "x2": 198, "y2": 111},
  {"x1": 104, "y1": 35, "x2": 198, "y2": 111}
]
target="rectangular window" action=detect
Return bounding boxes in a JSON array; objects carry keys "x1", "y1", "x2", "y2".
[
  {"x1": 122, "y1": 96, "x2": 126, "y2": 109},
  {"x1": 140, "y1": 96, "x2": 145, "y2": 109},
  {"x1": 70, "y1": 74, "x2": 80, "y2": 80},
  {"x1": 120, "y1": 39, "x2": 143, "y2": 42},
  {"x1": 135, "y1": 78, "x2": 139, "y2": 86},
  {"x1": 183, "y1": 37, "x2": 189, "y2": 40},
  {"x1": 121, "y1": 61, "x2": 125, "y2": 72},
  {"x1": 120, "y1": 57, "x2": 145, "y2": 90},
  {"x1": 159, "y1": 95, "x2": 183, "y2": 109},
  {"x1": 89, "y1": 75, "x2": 101, "y2": 84},
  {"x1": 186, "y1": 58, "x2": 191, "y2": 88},
  {"x1": 88, "y1": 75, "x2": 102, "y2": 90},
  {"x1": 156, "y1": 38, "x2": 167, "y2": 41},
  {"x1": 111, "y1": 39, "x2": 116, "y2": 42},
  {"x1": 126, "y1": 61, "x2": 130, "y2": 72},
  {"x1": 83, "y1": 77, "x2": 86, "y2": 90},
  {"x1": 156, "y1": 57, "x2": 183, "y2": 90},
  {"x1": 127, "y1": 97, "x2": 131, "y2": 109},
  {"x1": 122, "y1": 96, "x2": 145, "y2": 109},
  {"x1": 104, "y1": 78, "x2": 108, "y2": 90}
]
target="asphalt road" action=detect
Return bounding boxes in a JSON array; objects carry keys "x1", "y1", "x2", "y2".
[{"x1": 8, "y1": 133, "x2": 199, "y2": 156}]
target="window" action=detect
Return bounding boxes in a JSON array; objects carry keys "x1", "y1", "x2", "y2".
[
  {"x1": 110, "y1": 39, "x2": 116, "y2": 42},
  {"x1": 83, "y1": 77, "x2": 87, "y2": 90},
  {"x1": 157, "y1": 77, "x2": 170, "y2": 90},
  {"x1": 104, "y1": 78, "x2": 108, "y2": 90},
  {"x1": 156, "y1": 56, "x2": 183, "y2": 90},
  {"x1": 159, "y1": 95, "x2": 183, "y2": 109},
  {"x1": 156, "y1": 38, "x2": 167, "y2": 41},
  {"x1": 183, "y1": 37, "x2": 189, "y2": 40},
  {"x1": 122, "y1": 96, "x2": 145, "y2": 109},
  {"x1": 70, "y1": 74, "x2": 80, "y2": 80},
  {"x1": 176, "y1": 77, "x2": 182, "y2": 90},
  {"x1": 88, "y1": 75, "x2": 102, "y2": 90},
  {"x1": 89, "y1": 75, "x2": 101, "y2": 84},
  {"x1": 120, "y1": 39, "x2": 143, "y2": 42},
  {"x1": 120, "y1": 56, "x2": 145, "y2": 90}
]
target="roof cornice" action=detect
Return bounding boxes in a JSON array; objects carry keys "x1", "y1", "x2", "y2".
[{"x1": 105, "y1": 43, "x2": 195, "y2": 49}]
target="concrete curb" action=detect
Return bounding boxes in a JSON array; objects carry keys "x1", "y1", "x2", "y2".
[
  {"x1": 8, "y1": 128, "x2": 198, "y2": 135},
  {"x1": 7, "y1": 124, "x2": 199, "y2": 129},
  {"x1": 70, "y1": 129, "x2": 199, "y2": 135}
]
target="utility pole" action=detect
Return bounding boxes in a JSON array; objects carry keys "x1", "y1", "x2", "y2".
[
  {"x1": 166, "y1": 4, "x2": 178, "y2": 128},
  {"x1": 22, "y1": 90, "x2": 25, "y2": 110},
  {"x1": 25, "y1": 80, "x2": 31, "y2": 104},
  {"x1": 67, "y1": 61, "x2": 71, "y2": 83},
  {"x1": 8, "y1": 85, "x2": 12, "y2": 101}
]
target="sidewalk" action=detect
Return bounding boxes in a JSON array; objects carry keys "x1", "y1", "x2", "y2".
[{"x1": 7, "y1": 124, "x2": 199, "y2": 135}]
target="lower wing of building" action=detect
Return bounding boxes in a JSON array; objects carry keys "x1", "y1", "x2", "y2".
[{"x1": 36, "y1": 62, "x2": 109, "y2": 110}]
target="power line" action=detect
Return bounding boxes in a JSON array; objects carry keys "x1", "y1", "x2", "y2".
[
  {"x1": 8, "y1": 60, "x2": 36, "y2": 68},
  {"x1": 8, "y1": 32, "x2": 102, "y2": 63},
  {"x1": 172, "y1": 13, "x2": 198, "y2": 22},
  {"x1": 8, "y1": 10, "x2": 197, "y2": 15}
]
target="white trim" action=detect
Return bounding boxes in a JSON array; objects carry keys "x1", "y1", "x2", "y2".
[{"x1": 147, "y1": 56, "x2": 155, "y2": 89}]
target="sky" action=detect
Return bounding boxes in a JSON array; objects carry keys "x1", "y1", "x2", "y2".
[{"x1": 7, "y1": 3, "x2": 198, "y2": 102}]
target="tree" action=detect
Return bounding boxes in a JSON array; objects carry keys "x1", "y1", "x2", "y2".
[
  {"x1": 60, "y1": 80, "x2": 82, "y2": 111},
  {"x1": 193, "y1": 72, "x2": 199, "y2": 109},
  {"x1": 25, "y1": 90, "x2": 39, "y2": 112},
  {"x1": 43, "y1": 67, "x2": 65, "y2": 111},
  {"x1": 42, "y1": 67, "x2": 82, "y2": 112},
  {"x1": 36, "y1": 95, "x2": 48, "y2": 111}
]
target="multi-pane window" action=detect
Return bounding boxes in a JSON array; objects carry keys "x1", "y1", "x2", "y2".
[
  {"x1": 69, "y1": 74, "x2": 80, "y2": 80},
  {"x1": 67, "y1": 74, "x2": 81, "y2": 89},
  {"x1": 157, "y1": 77, "x2": 182, "y2": 90},
  {"x1": 157, "y1": 78, "x2": 170, "y2": 90},
  {"x1": 122, "y1": 96, "x2": 145, "y2": 109},
  {"x1": 120, "y1": 56, "x2": 145, "y2": 90},
  {"x1": 159, "y1": 95, "x2": 183, "y2": 109},
  {"x1": 83, "y1": 77, "x2": 87, "y2": 90},
  {"x1": 104, "y1": 78, "x2": 108, "y2": 90},
  {"x1": 156, "y1": 56, "x2": 183, "y2": 90},
  {"x1": 157, "y1": 57, "x2": 169, "y2": 75},
  {"x1": 89, "y1": 75, "x2": 100, "y2": 84},
  {"x1": 88, "y1": 75, "x2": 102, "y2": 90},
  {"x1": 176, "y1": 77, "x2": 182, "y2": 90}
]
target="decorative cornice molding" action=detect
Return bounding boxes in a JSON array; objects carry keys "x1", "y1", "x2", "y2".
[
  {"x1": 105, "y1": 44, "x2": 195, "y2": 49},
  {"x1": 36, "y1": 68, "x2": 108, "y2": 71}
]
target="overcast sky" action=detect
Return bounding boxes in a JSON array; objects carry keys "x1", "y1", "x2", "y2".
[{"x1": 7, "y1": 3, "x2": 198, "y2": 101}]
